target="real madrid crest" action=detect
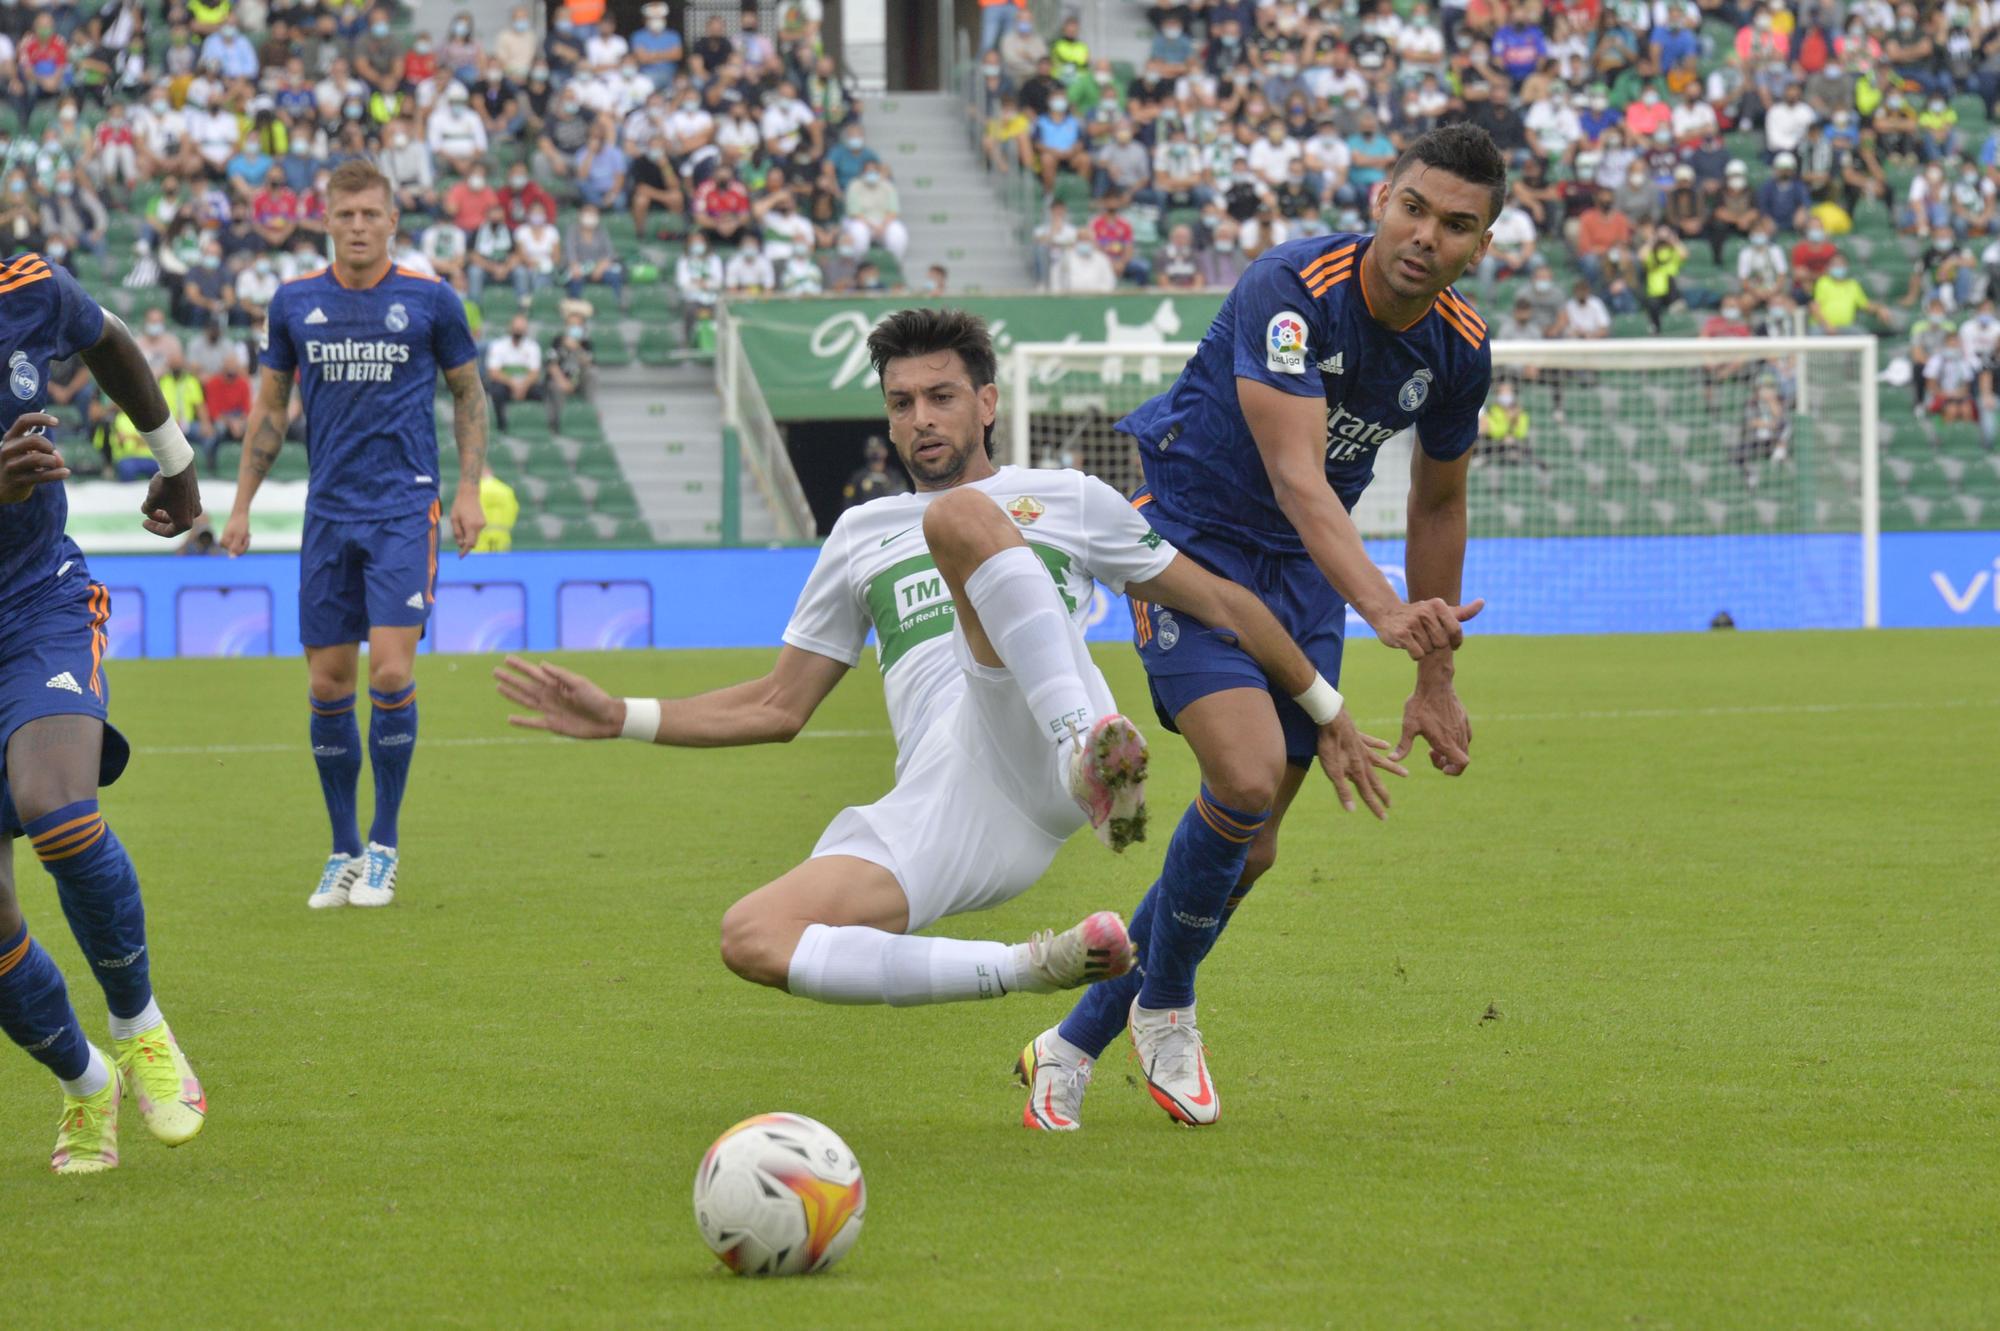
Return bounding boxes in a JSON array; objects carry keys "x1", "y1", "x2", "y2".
[
  {"x1": 1399, "y1": 367, "x2": 1433, "y2": 413},
  {"x1": 385, "y1": 301, "x2": 409, "y2": 333},
  {"x1": 1006, "y1": 495, "x2": 1045, "y2": 526},
  {"x1": 8, "y1": 350, "x2": 38, "y2": 401}
]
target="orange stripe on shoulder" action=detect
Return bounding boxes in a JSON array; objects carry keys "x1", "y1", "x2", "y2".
[
  {"x1": 1131, "y1": 493, "x2": 1153, "y2": 510},
  {"x1": 1436, "y1": 305, "x2": 1484, "y2": 349},
  {"x1": 0, "y1": 267, "x2": 51, "y2": 297},
  {"x1": 1310, "y1": 270, "x2": 1354, "y2": 297},
  {"x1": 394, "y1": 266, "x2": 441, "y2": 282},
  {"x1": 1299, "y1": 242, "x2": 1359, "y2": 283},
  {"x1": 0, "y1": 253, "x2": 48, "y2": 281},
  {"x1": 1439, "y1": 289, "x2": 1487, "y2": 334},
  {"x1": 278, "y1": 270, "x2": 322, "y2": 286}
]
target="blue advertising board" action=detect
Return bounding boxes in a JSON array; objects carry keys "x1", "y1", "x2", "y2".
[{"x1": 79, "y1": 532, "x2": 1994, "y2": 661}]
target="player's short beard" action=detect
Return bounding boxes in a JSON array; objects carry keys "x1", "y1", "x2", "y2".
[{"x1": 903, "y1": 429, "x2": 983, "y2": 488}]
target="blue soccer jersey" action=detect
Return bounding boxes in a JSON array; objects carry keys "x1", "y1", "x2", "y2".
[
  {"x1": 1119, "y1": 233, "x2": 1492, "y2": 553},
  {"x1": 260, "y1": 264, "x2": 478, "y2": 522},
  {"x1": 0, "y1": 253, "x2": 107, "y2": 620}
]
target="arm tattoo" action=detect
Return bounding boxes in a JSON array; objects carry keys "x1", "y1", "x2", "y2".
[
  {"x1": 244, "y1": 374, "x2": 291, "y2": 481},
  {"x1": 447, "y1": 365, "x2": 488, "y2": 478}
]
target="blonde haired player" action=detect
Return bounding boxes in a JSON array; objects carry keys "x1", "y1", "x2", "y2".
[
  {"x1": 221, "y1": 160, "x2": 489, "y2": 910},
  {"x1": 496, "y1": 310, "x2": 1397, "y2": 1038}
]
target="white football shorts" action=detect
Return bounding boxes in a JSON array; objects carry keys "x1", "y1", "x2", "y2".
[{"x1": 811, "y1": 627, "x2": 1116, "y2": 932}]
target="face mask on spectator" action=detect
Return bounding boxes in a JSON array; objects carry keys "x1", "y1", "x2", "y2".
[
  {"x1": 529, "y1": 209, "x2": 547, "y2": 225},
  {"x1": 453, "y1": 20, "x2": 470, "y2": 37},
  {"x1": 862, "y1": 167, "x2": 880, "y2": 184},
  {"x1": 1721, "y1": 304, "x2": 1740, "y2": 319},
  {"x1": 1213, "y1": 235, "x2": 1235, "y2": 252},
  {"x1": 392, "y1": 131, "x2": 409, "y2": 147},
  {"x1": 1049, "y1": 99, "x2": 1068, "y2": 114},
  {"x1": 647, "y1": 15, "x2": 665, "y2": 29},
  {"x1": 469, "y1": 173, "x2": 487, "y2": 189},
  {"x1": 255, "y1": 257, "x2": 272, "y2": 274},
  {"x1": 514, "y1": 17, "x2": 530, "y2": 31},
  {"x1": 145, "y1": 316, "x2": 165, "y2": 334},
  {"x1": 415, "y1": 38, "x2": 431, "y2": 53},
  {"x1": 201, "y1": 252, "x2": 220, "y2": 269},
  {"x1": 510, "y1": 170, "x2": 527, "y2": 187},
  {"x1": 581, "y1": 210, "x2": 599, "y2": 227},
  {"x1": 1807, "y1": 225, "x2": 1825, "y2": 241},
  {"x1": 1496, "y1": 388, "x2": 1515, "y2": 407},
  {"x1": 689, "y1": 239, "x2": 706, "y2": 255},
  {"x1": 1830, "y1": 264, "x2": 1848, "y2": 279},
  {"x1": 372, "y1": 20, "x2": 389, "y2": 36},
  {"x1": 1162, "y1": 24, "x2": 1182, "y2": 39}
]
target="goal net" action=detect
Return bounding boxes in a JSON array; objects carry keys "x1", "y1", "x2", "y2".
[{"x1": 1001, "y1": 337, "x2": 1880, "y2": 635}]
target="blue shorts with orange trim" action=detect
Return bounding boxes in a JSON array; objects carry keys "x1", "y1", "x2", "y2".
[
  {"x1": 0, "y1": 567, "x2": 132, "y2": 836},
  {"x1": 298, "y1": 502, "x2": 441, "y2": 648},
  {"x1": 1128, "y1": 487, "x2": 1347, "y2": 769}
]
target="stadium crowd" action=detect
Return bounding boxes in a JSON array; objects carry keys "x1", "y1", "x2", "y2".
[
  {"x1": 8, "y1": 0, "x2": 936, "y2": 484},
  {"x1": 976, "y1": 0, "x2": 2000, "y2": 439}
]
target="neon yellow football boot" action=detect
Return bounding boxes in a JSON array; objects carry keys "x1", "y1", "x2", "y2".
[
  {"x1": 115, "y1": 1021, "x2": 207, "y2": 1147},
  {"x1": 51, "y1": 1065, "x2": 122, "y2": 1175}
]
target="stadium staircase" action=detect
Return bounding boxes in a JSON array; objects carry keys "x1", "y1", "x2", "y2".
[
  {"x1": 594, "y1": 362, "x2": 784, "y2": 544},
  {"x1": 860, "y1": 92, "x2": 1032, "y2": 294}
]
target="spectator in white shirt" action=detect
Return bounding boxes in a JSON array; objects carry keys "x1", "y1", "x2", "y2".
[
  {"x1": 513, "y1": 208, "x2": 562, "y2": 293},
  {"x1": 1480, "y1": 202, "x2": 1538, "y2": 284},
  {"x1": 422, "y1": 220, "x2": 468, "y2": 287},
  {"x1": 1959, "y1": 299, "x2": 2000, "y2": 364},
  {"x1": 1670, "y1": 83, "x2": 1718, "y2": 146},
  {"x1": 1764, "y1": 82, "x2": 1817, "y2": 157},
  {"x1": 427, "y1": 84, "x2": 489, "y2": 176},
  {"x1": 760, "y1": 83, "x2": 818, "y2": 158},
  {"x1": 585, "y1": 16, "x2": 629, "y2": 71},
  {"x1": 377, "y1": 121, "x2": 438, "y2": 216},
  {"x1": 1051, "y1": 237, "x2": 1116, "y2": 292},
  {"x1": 724, "y1": 234, "x2": 776, "y2": 294},
  {"x1": 674, "y1": 235, "x2": 724, "y2": 346},
  {"x1": 1559, "y1": 277, "x2": 1611, "y2": 338},
  {"x1": 715, "y1": 100, "x2": 763, "y2": 159},
  {"x1": 483, "y1": 314, "x2": 545, "y2": 430},
  {"x1": 1246, "y1": 120, "x2": 1303, "y2": 188},
  {"x1": 842, "y1": 163, "x2": 909, "y2": 259},
  {"x1": 232, "y1": 253, "x2": 278, "y2": 315}
]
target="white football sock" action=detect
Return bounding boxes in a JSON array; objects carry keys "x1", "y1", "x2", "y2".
[
  {"x1": 964, "y1": 547, "x2": 1096, "y2": 748},
  {"x1": 107, "y1": 996, "x2": 163, "y2": 1042},
  {"x1": 787, "y1": 923, "x2": 1021, "y2": 1005},
  {"x1": 58, "y1": 1043, "x2": 111, "y2": 1099}
]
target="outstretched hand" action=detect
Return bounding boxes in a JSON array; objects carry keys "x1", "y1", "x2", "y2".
[
  {"x1": 1391, "y1": 681, "x2": 1473, "y2": 776},
  {"x1": 493, "y1": 655, "x2": 622, "y2": 739},
  {"x1": 1314, "y1": 710, "x2": 1407, "y2": 819}
]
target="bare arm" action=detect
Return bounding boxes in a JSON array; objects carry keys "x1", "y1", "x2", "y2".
[
  {"x1": 494, "y1": 645, "x2": 850, "y2": 745},
  {"x1": 442, "y1": 358, "x2": 488, "y2": 555},
  {"x1": 1238, "y1": 376, "x2": 1476, "y2": 657},
  {"x1": 81, "y1": 310, "x2": 203, "y2": 536},
  {"x1": 1396, "y1": 444, "x2": 1476, "y2": 774},
  {"x1": 219, "y1": 366, "x2": 291, "y2": 553},
  {"x1": 1125, "y1": 553, "x2": 1317, "y2": 696}
]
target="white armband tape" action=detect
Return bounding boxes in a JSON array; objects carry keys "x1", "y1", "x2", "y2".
[
  {"x1": 140, "y1": 418, "x2": 195, "y2": 478},
  {"x1": 620, "y1": 697, "x2": 661, "y2": 742},
  {"x1": 1293, "y1": 673, "x2": 1344, "y2": 726}
]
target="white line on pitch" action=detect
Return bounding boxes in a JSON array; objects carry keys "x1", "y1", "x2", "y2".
[{"x1": 127, "y1": 698, "x2": 1996, "y2": 757}]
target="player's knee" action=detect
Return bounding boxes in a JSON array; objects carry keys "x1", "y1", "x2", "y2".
[
  {"x1": 921, "y1": 487, "x2": 1007, "y2": 564},
  {"x1": 718, "y1": 901, "x2": 788, "y2": 988},
  {"x1": 1203, "y1": 767, "x2": 1279, "y2": 818},
  {"x1": 368, "y1": 662, "x2": 414, "y2": 696}
]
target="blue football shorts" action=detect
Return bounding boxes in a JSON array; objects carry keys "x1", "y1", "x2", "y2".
[
  {"x1": 1127, "y1": 487, "x2": 1347, "y2": 769},
  {"x1": 297, "y1": 500, "x2": 441, "y2": 648},
  {"x1": 0, "y1": 567, "x2": 131, "y2": 836}
]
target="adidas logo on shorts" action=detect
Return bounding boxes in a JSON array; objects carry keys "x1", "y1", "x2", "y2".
[
  {"x1": 45, "y1": 671, "x2": 81, "y2": 694},
  {"x1": 405, "y1": 591, "x2": 425, "y2": 609}
]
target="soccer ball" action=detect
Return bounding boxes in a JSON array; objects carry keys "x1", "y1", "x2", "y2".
[{"x1": 692, "y1": 1112, "x2": 866, "y2": 1276}]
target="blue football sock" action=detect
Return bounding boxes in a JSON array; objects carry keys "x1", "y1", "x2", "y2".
[
  {"x1": 368, "y1": 684, "x2": 418, "y2": 848},
  {"x1": 1136, "y1": 786, "x2": 1269, "y2": 1012},
  {"x1": 25, "y1": 800, "x2": 153, "y2": 1022},
  {"x1": 311, "y1": 694, "x2": 364, "y2": 858},
  {"x1": 1056, "y1": 872, "x2": 1264, "y2": 1058},
  {"x1": 0, "y1": 923, "x2": 91, "y2": 1081}
]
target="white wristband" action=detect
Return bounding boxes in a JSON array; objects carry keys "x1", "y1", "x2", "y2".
[
  {"x1": 1293, "y1": 673, "x2": 1344, "y2": 726},
  {"x1": 140, "y1": 418, "x2": 195, "y2": 478},
  {"x1": 620, "y1": 697, "x2": 661, "y2": 742}
]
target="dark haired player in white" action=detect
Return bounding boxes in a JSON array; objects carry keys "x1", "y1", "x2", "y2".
[
  {"x1": 1019, "y1": 124, "x2": 1505, "y2": 1130},
  {"x1": 221, "y1": 160, "x2": 488, "y2": 911},
  {"x1": 496, "y1": 309, "x2": 1398, "y2": 1029}
]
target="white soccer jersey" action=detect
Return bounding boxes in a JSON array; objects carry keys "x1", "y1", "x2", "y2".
[{"x1": 782, "y1": 465, "x2": 1176, "y2": 769}]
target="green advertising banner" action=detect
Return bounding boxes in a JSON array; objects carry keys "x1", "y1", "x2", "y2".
[{"x1": 726, "y1": 293, "x2": 1224, "y2": 420}]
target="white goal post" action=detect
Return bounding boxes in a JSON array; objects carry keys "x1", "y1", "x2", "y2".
[{"x1": 1003, "y1": 336, "x2": 1880, "y2": 634}]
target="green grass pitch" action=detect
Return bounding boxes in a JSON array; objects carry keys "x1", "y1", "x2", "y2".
[{"x1": 4, "y1": 629, "x2": 1997, "y2": 1329}]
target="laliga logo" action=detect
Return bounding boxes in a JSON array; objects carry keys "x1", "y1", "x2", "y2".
[{"x1": 1931, "y1": 556, "x2": 2000, "y2": 613}]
